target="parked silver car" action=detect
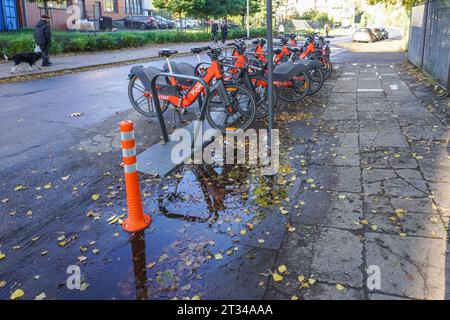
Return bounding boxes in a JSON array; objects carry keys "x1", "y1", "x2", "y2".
[{"x1": 352, "y1": 28, "x2": 376, "y2": 43}]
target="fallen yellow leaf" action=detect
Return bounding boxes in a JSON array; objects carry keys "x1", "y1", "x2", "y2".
[
  {"x1": 278, "y1": 265, "x2": 287, "y2": 273},
  {"x1": 10, "y1": 289, "x2": 25, "y2": 300},
  {"x1": 272, "y1": 273, "x2": 283, "y2": 282},
  {"x1": 336, "y1": 284, "x2": 346, "y2": 291}
]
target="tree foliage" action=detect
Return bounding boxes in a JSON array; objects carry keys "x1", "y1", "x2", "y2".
[
  {"x1": 155, "y1": 0, "x2": 264, "y2": 20},
  {"x1": 367, "y1": 0, "x2": 426, "y2": 10}
]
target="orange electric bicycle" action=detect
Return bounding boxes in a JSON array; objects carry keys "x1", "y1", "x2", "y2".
[
  {"x1": 288, "y1": 34, "x2": 333, "y2": 80},
  {"x1": 128, "y1": 47, "x2": 257, "y2": 133},
  {"x1": 249, "y1": 38, "x2": 311, "y2": 103}
]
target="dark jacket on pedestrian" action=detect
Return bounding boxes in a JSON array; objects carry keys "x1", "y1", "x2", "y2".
[
  {"x1": 220, "y1": 23, "x2": 228, "y2": 35},
  {"x1": 211, "y1": 23, "x2": 219, "y2": 34},
  {"x1": 34, "y1": 19, "x2": 51, "y2": 47}
]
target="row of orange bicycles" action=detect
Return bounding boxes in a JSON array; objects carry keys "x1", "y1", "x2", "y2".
[{"x1": 127, "y1": 33, "x2": 333, "y2": 133}]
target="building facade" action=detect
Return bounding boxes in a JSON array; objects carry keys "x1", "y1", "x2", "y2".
[
  {"x1": 277, "y1": 0, "x2": 357, "y2": 27},
  {"x1": 0, "y1": 0, "x2": 150, "y2": 30},
  {"x1": 0, "y1": 0, "x2": 26, "y2": 30}
]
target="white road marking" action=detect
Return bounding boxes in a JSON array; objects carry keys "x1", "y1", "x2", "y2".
[
  {"x1": 357, "y1": 89, "x2": 383, "y2": 92},
  {"x1": 389, "y1": 84, "x2": 399, "y2": 90},
  {"x1": 343, "y1": 72, "x2": 356, "y2": 75}
]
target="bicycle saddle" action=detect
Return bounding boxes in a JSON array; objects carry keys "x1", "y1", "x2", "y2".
[
  {"x1": 288, "y1": 47, "x2": 301, "y2": 53},
  {"x1": 273, "y1": 48, "x2": 283, "y2": 54},
  {"x1": 159, "y1": 49, "x2": 178, "y2": 57},
  {"x1": 191, "y1": 46, "x2": 209, "y2": 54},
  {"x1": 273, "y1": 62, "x2": 304, "y2": 81}
]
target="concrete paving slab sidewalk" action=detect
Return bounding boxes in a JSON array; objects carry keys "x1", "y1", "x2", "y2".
[
  {"x1": 0, "y1": 41, "x2": 211, "y2": 80},
  {"x1": 260, "y1": 61, "x2": 450, "y2": 300}
]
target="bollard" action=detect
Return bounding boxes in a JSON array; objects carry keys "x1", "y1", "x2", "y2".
[{"x1": 119, "y1": 120, "x2": 151, "y2": 232}]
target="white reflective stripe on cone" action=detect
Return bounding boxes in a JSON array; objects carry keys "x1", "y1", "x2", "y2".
[
  {"x1": 124, "y1": 163, "x2": 137, "y2": 173},
  {"x1": 120, "y1": 131, "x2": 135, "y2": 141},
  {"x1": 122, "y1": 147, "x2": 136, "y2": 158}
]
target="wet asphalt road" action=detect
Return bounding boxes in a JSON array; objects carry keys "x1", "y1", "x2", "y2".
[
  {"x1": 0, "y1": 38, "x2": 406, "y2": 300},
  {"x1": 0, "y1": 54, "x2": 207, "y2": 299}
]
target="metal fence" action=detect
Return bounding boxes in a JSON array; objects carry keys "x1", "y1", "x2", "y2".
[{"x1": 407, "y1": 0, "x2": 450, "y2": 91}]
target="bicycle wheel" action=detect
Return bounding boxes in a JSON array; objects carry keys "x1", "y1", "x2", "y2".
[
  {"x1": 205, "y1": 83, "x2": 257, "y2": 133},
  {"x1": 128, "y1": 75, "x2": 169, "y2": 117},
  {"x1": 275, "y1": 71, "x2": 310, "y2": 103},
  {"x1": 315, "y1": 55, "x2": 333, "y2": 80},
  {"x1": 249, "y1": 74, "x2": 277, "y2": 119},
  {"x1": 306, "y1": 66, "x2": 324, "y2": 96}
]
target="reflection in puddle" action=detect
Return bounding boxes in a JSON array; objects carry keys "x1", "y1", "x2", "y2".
[
  {"x1": 130, "y1": 231, "x2": 148, "y2": 300},
  {"x1": 58, "y1": 161, "x2": 292, "y2": 300},
  {"x1": 128, "y1": 163, "x2": 291, "y2": 299}
]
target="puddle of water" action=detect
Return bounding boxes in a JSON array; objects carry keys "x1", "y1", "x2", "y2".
[{"x1": 49, "y1": 161, "x2": 290, "y2": 300}]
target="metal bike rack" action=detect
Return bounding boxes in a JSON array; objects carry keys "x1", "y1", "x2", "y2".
[
  {"x1": 149, "y1": 72, "x2": 211, "y2": 143},
  {"x1": 135, "y1": 72, "x2": 213, "y2": 177}
]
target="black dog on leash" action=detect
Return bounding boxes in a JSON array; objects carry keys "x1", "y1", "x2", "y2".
[{"x1": 4, "y1": 52, "x2": 43, "y2": 74}]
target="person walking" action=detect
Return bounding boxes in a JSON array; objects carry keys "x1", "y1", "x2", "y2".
[
  {"x1": 277, "y1": 23, "x2": 285, "y2": 35},
  {"x1": 211, "y1": 20, "x2": 219, "y2": 43},
  {"x1": 220, "y1": 20, "x2": 228, "y2": 44},
  {"x1": 34, "y1": 14, "x2": 52, "y2": 66},
  {"x1": 324, "y1": 24, "x2": 331, "y2": 37}
]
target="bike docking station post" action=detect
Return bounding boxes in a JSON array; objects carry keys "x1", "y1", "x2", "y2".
[
  {"x1": 135, "y1": 72, "x2": 214, "y2": 177},
  {"x1": 266, "y1": 0, "x2": 274, "y2": 148},
  {"x1": 119, "y1": 120, "x2": 151, "y2": 232}
]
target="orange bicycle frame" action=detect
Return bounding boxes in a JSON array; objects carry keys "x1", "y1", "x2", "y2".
[{"x1": 151, "y1": 60, "x2": 223, "y2": 108}]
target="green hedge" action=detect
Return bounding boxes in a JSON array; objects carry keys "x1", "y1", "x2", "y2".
[{"x1": 0, "y1": 28, "x2": 267, "y2": 56}]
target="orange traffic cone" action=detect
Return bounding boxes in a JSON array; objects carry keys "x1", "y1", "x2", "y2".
[{"x1": 119, "y1": 120, "x2": 151, "y2": 232}]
